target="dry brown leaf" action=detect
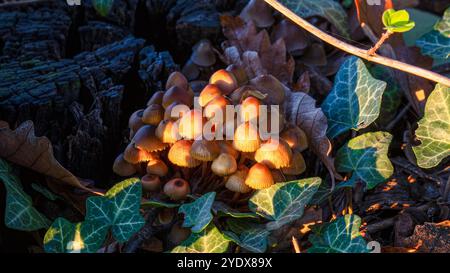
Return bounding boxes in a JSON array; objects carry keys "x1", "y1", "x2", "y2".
[
  {"x1": 398, "y1": 221, "x2": 450, "y2": 253},
  {"x1": 0, "y1": 120, "x2": 87, "y2": 190},
  {"x1": 355, "y1": 0, "x2": 394, "y2": 37}
]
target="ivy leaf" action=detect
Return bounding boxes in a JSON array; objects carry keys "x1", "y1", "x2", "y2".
[
  {"x1": 31, "y1": 183, "x2": 60, "y2": 201},
  {"x1": 322, "y1": 57, "x2": 387, "y2": 138},
  {"x1": 382, "y1": 9, "x2": 415, "y2": 33},
  {"x1": 212, "y1": 201, "x2": 259, "y2": 219},
  {"x1": 435, "y1": 7, "x2": 450, "y2": 37},
  {"x1": 0, "y1": 159, "x2": 50, "y2": 231},
  {"x1": 179, "y1": 192, "x2": 215, "y2": 233},
  {"x1": 416, "y1": 31, "x2": 450, "y2": 59},
  {"x1": 248, "y1": 178, "x2": 321, "y2": 230},
  {"x1": 171, "y1": 224, "x2": 231, "y2": 253},
  {"x1": 308, "y1": 214, "x2": 369, "y2": 253},
  {"x1": 224, "y1": 228, "x2": 269, "y2": 253},
  {"x1": 92, "y1": 0, "x2": 114, "y2": 17},
  {"x1": 141, "y1": 199, "x2": 180, "y2": 208},
  {"x1": 43, "y1": 218, "x2": 108, "y2": 253},
  {"x1": 280, "y1": 0, "x2": 350, "y2": 37},
  {"x1": 413, "y1": 84, "x2": 450, "y2": 168},
  {"x1": 335, "y1": 132, "x2": 394, "y2": 189}
]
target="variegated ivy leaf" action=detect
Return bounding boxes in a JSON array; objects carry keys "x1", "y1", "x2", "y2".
[
  {"x1": 224, "y1": 228, "x2": 269, "y2": 253},
  {"x1": 417, "y1": 8, "x2": 450, "y2": 59},
  {"x1": 248, "y1": 178, "x2": 321, "y2": 230},
  {"x1": 104, "y1": 178, "x2": 145, "y2": 242},
  {"x1": 43, "y1": 218, "x2": 108, "y2": 253},
  {"x1": 308, "y1": 214, "x2": 369, "y2": 253},
  {"x1": 171, "y1": 224, "x2": 231, "y2": 253},
  {"x1": 280, "y1": 0, "x2": 350, "y2": 37},
  {"x1": 413, "y1": 84, "x2": 450, "y2": 168},
  {"x1": 92, "y1": 0, "x2": 114, "y2": 17},
  {"x1": 212, "y1": 201, "x2": 259, "y2": 219},
  {"x1": 0, "y1": 159, "x2": 50, "y2": 231},
  {"x1": 335, "y1": 132, "x2": 394, "y2": 189},
  {"x1": 178, "y1": 192, "x2": 215, "y2": 233},
  {"x1": 322, "y1": 57, "x2": 387, "y2": 138}
]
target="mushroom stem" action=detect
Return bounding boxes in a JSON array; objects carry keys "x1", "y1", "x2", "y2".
[
  {"x1": 231, "y1": 192, "x2": 240, "y2": 204},
  {"x1": 201, "y1": 162, "x2": 208, "y2": 182}
]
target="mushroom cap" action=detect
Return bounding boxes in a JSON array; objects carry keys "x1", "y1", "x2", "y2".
[
  {"x1": 147, "y1": 91, "x2": 164, "y2": 106},
  {"x1": 282, "y1": 150, "x2": 306, "y2": 175},
  {"x1": 217, "y1": 140, "x2": 240, "y2": 160},
  {"x1": 272, "y1": 19, "x2": 309, "y2": 55},
  {"x1": 209, "y1": 69, "x2": 238, "y2": 95},
  {"x1": 245, "y1": 163, "x2": 274, "y2": 189},
  {"x1": 158, "y1": 208, "x2": 175, "y2": 225},
  {"x1": 168, "y1": 140, "x2": 202, "y2": 168},
  {"x1": 239, "y1": 96, "x2": 260, "y2": 123},
  {"x1": 226, "y1": 64, "x2": 248, "y2": 86},
  {"x1": 254, "y1": 138, "x2": 292, "y2": 169},
  {"x1": 199, "y1": 84, "x2": 223, "y2": 107},
  {"x1": 204, "y1": 95, "x2": 230, "y2": 120},
  {"x1": 191, "y1": 39, "x2": 216, "y2": 67},
  {"x1": 146, "y1": 158, "x2": 169, "y2": 177},
  {"x1": 239, "y1": 0, "x2": 275, "y2": 28},
  {"x1": 233, "y1": 122, "x2": 261, "y2": 152},
  {"x1": 129, "y1": 109, "x2": 145, "y2": 138},
  {"x1": 162, "y1": 85, "x2": 194, "y2": 109},
  {"x1": 113, "y1": 153, "x2": 137, "y2": 177},
  {"x1": 133, "y1": 125, "x2": 169, "y2": 152},
  {"x1": 168, "y1": 222, "x2": 191, "y2": 245},
  {"x1": 141, "y1": 174, "x2": 162, "y2": 192},
  {"x1": 190, "y1": 139, "x2": 220, "y2": 162},
  {"x1": 123, "y1": 143, "x2": 157, "y2": 164},
  {"x1": 156, "y1": 119, "x2": 181, "y2": 144},
  {"x1": 189, "y1": 80, "x2": 208, "y2": 95},
  {"x1": 164, "y1": 101, "x2": 189, "y2": 120},
  {"x1": 142, "y1": 104, "x2": 164, "y2": 125},
  {"x1": 166, "y1": 71, "x2": 189, "y2": 91},
  {"x1": 178, "y1": 109, "x2": 205, "y2": 140},
  {"x1": 182, "y1": 59, "x2": 200, "y2": 81},
  {"x1": 211, "y1": 153, "x2": 238, "y2": 176},
  {"x1": 249, "y1": 74, "x2": 285, "y2": 105},
  {"x1": 280, "y1": 124, "x2": 308, "y2": 152},
  {"x1": 164, "y1": 178, "x2": 191, "y2": 201},
  {"x1": 225, "y1": 165, "x2": 252, "y2": 193}
]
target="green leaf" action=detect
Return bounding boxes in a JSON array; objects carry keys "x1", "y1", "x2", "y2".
[
  {"x1": 382, "y1": 9, "x2": 415, "y2": 33},
  {"x1": 171, "y1": 224, "x2": 231, "y2": 253},
  {"x1": 0, "y1": 159, "x2": 50, "y2": 231},
  {"x1": 416, "y1": 30, "x2": 450, "y2": 59},
  {"x1": 43, "y1": 218, "x2": 108, "y2": 253},
  {"x1": 224, "y1": 228, "x2": 269, "y2": 253},
  {"x1": 335, "y1": 132, "x2": 394, "y2": 189},
  {"x1": 308, "y1": 214, "x2": 369, "y2": 253},
  {"x1": 248, "y1": 178, "x2": 321, "y2": 230},
  {"x1": 31, "y1": 183, "x2": 60, "y2": 201},
  {"x1": 92, "y1": 0, "x2": 114, "y2": 17},
  {"x1": 141, "y1": 199, "x2": 180, "y2": 208},
  {"x1": 212, "y1": 201, "x2": 259, "y2": 219},
  {"x1": 179, "y1": 192, "x2": 215, "y2": 233},
  {"x1": 413, "y1": 84, "x2": 450, "y2": 168},
  {"x1": 435, "y1": 8, "x2": 450, "y2": 37},
  {"x1": 322, "y1": 57, "x2": 387, "y2": 138},
  {"x1": 280, "y1": 0, "x2": 349, "y2": 38}
]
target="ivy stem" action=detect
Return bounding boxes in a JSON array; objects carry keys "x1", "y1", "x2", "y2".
[{"x1": 368, "y1": 31, "x2": 393, "y2": 56}]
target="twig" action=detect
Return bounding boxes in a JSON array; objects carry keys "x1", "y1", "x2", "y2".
[
  {"x1": 368, "y1": 31, "x2": 393, "y2": 56},
  {"x1": 291, "y1": 236, "x2": 301, "y2": 253},
  {"x1": 263, "y1": 0, "x2": 450, "y2": 86}
]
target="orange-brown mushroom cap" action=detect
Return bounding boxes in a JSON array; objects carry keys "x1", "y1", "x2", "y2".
[
  {"x1": 178, "y1": 109, "x2": 205, "y2": 140},
  {"x1": 226, "y1": 64, "x2": 248, "y2": 86},
  {"x1": 146, "y1": 158, "x2": 169, "y2": 177},
  {"x1": 245, "y1": 163, "x2": 274, "y2": 189},
  {"x1": 211, "y1": 153, "x2": 237, "y2": 176},
  {"x1": 132, "y1": 125, "x2": 169, "y2": 153},
  {"x1": 239, "y1": 96, "x2": 260, "y2": 123},
  {"x1": 142, "y1": 104, "x2": 164, "y2": 125},
  {"x1": 280, "y1": 125, "x2": 308, "y2": 152},
  {"x1": 129, "y1": 109, "x2": 145, "y2": 138},
  {"x1": 141, "y1": 174, "x2": 162, "y2": 192},
  {"x1": 123, "y1": 143, "x2": 157, "y2": 164},
  {"x1": 156, "y1": 119, "x2": 181, "y2": 144},
  {"x1": 204, "y1": 95, "x2": 230, "y2": 120},
  {"x1": 209, "y1": 69, "x2": 238, "y2": 95},
  {"x1": 199, "y1": 84, "x2": 223, "y2": 107},
  {"x1": 281, "y1": 150, "x2": 306, "y2": 176},
  {"x1": 190, "y1": 139, "x2": 220, "y2": 162},
  {"x1": 162, "y1": 85, "x2": 194, "y2": 109},
  {"x1": 254, "y1": 138, "x2": 292, "y2": 169},
  {"x1": 164, "y1": 178, "x2": 191, "y2": 201},
  {"x1": 113, "y1": 153, "x2": 137, "y2": 177},
  {"x1": 147, "y1": 91, "x2": 164, "y2": 106},
  {"x1": 166, "y1": 71, "x2": 189, "y2": 91},
  {"x1": 233, "y1": 122, "x2": 261, "y2": 152},
  {"x1": 225, "y1": 165, "x2": 251, "y2": 193},
  {"x1": 168, "y1": 140, "x2": 202, "y2": 168}
]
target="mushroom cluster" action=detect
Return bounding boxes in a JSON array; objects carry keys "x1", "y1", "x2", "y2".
[{"x1": 113, "y1": 68, "x2": 308, "y2": 202}]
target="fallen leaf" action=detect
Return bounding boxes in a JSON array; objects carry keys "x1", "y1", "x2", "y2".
[
  {"x1": 355, "y1": 0, "x2": 394, "y2": 37},
  {"x1": 0, "y1": 121, "x2": 87, "y2": 190},
  {"x1": 399, "y1": 221, "x2": 450, "y2": 253}
]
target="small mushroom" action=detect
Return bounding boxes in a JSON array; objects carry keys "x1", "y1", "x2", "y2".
[
  {"x1": 280, "y1": 124, "x2": 308, "y2": 152},
  {"x1": 209, "y1": 69, "x2": 238, "y2": 95},
  {"x1": 239, "y1": 0, "x2": 275, "y2": 28},
  {"x1": 281, "y1": 150, "x2": 306, "y2": 175},
  {"x1": 129, "y1": 109, "x2": 145, "y2": 139},
  {"x1": 239, "y1": 96, "x2": 260, "y2": 123},
  {"x1": 245, "y1": 163, "x2": 274, "y2": 189},
  {"x1": 133, "y1": 125, "x2": 169, "y2": 153},
  {"x1": 211, "y1": 153, "x2": 237, "y2": 176},
  {"x1": 157, "y1": 208, "x2": 175, "y2": 225},
  {"x1": 164, "y1": 101, "x2": 189, "y2": 120},
  {"x1": 142, "y1": 104, "x2": 164, "y2": 125},
  {"x1": 123, "y1": 143, "x2": 156, "y2": 164},
  {"x1": 147, "y1": 91, "x2": 164, "y2": 106},
  {"x1": 233, "y1": 122, "x2": 261, "y2": 152},
  {"x1": 254, "y1": 138, "x2": 292, "y2": 169},
  {"x1": 146, "y1": 158, "x2": 169, "y2": 177},
  {"x1": 249, "y1": 74, "x2": 285, "y2": 105},
  {"x1": 191, "y1": 39, "x2": 216, "y2": 67},
  {"x1": 168, "y1": 140, "x2": 202, "y2": 168},
  {"x1": 182, "y1": 59, "x2": 200, "y2": 81},
  {"x1": 178, "y1": 109, "x2": 205, "y2": 140},
  {"x1": 156, "y1": 119, "x2": 181, "y2": 144},
  {"x1": 112, "y1": 153, "x2": 137, "y2": 177},
  {"x1": 166, "y1": 71, "x2": 189, "y2": 91},
  {"x1": 225, "y1": 165, "x2": 251, "y2": 193},
  {"x1": 164, "y1": 178, "x2": 191, "y2": 201},
  {"x1": 191, "y1": 139, "x2": 221, "y2": 179},
  {"x1": 226, "y1": 64, "x2": 248, "y2": 86},
  {"x1": 204, "y1": 95, "x2": 230, "y2": 121},
  {"x1": 217, "y1": 140, "x2": 240, "y2": 160},
  {"x1": 199, "y1": 84, "x2": 223, "y2": 107},
  {"x1": 141, "y1": 174, "x2": 162, "y2": 192},
  {"x1": 168, "y1": 222, "x2": 191, "y2": 245},
  {"x1": 162, "y1": 85, "x2": 194, "y2": 109}
]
